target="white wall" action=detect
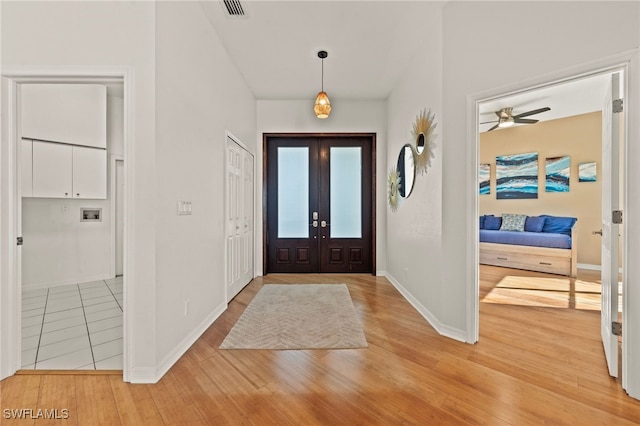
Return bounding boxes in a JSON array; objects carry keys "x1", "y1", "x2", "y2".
[
  {"x1": 440, "y1": 1, "x2": 640, "y2": 396},
  {"x1": 256, "y1": 99, "x2": 387, "y2": 274},
  {"x1": 21, "y1": 91, "x2": 123, "y2": 289},
  {"x1": 385, "y1": 6, "x2": 447, "y2": 335},
  {"x1": 1, "y1": 0, "x2": 157, "y2": 381},
  {"x1": 154, "y1": 2, "x2": 256, "y2": 372}
]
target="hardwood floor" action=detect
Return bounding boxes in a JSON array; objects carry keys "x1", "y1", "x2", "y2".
[{"x1": 2, "y1": 268, "x2": 640, "y2": 424}]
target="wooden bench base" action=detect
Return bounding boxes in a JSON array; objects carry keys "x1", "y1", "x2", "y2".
[{"x1": 480, "y1": 242, "x2": 576, "y2": 276}]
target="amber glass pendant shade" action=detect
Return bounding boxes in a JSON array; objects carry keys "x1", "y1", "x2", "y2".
[{"x1": 314, "y1": 91, "x2": 331, "y2": 119}]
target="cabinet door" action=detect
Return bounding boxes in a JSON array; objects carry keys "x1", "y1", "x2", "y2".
[
  {"x1": 72, "y1": 146, "x2": 106, "y2": 199},
  {"x1": 32, "y1": 141, "x2": 72, "y2": 198},
  {"x1": 21, "y1": 139, "x2": 33, "y2": 197},
  {"x1": 21, "y1": 84, "x2": 107, "y2": 148}
]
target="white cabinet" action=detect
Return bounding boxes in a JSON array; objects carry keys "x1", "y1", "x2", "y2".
[
  {"x1": 31, "y1": 140, "x2": 106, "y2": 199},
  {"x1": 21, "y1": 139, "x2": 33, "y2": 197},
  {"x1": 72, "y1": 145, "x2": 107, "y2": 199},
  {"x1": 32, "y1": 141, "x2": 72, "y2": 198},
  {"x1": 21, "y1": 84, "x2": 107, "y2": 149}
]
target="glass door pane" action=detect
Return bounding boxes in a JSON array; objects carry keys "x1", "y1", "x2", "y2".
[
  {"x1": 330, "y1": 147, "x2": 361, "y2": 238},
  {"x1": 277, "y1": 147, "x2": 309, "y2": 238}
]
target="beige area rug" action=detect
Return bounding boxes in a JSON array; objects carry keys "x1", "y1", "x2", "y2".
[{"x1": 220, "y1": 284, "x2": 368, "y2": 350}]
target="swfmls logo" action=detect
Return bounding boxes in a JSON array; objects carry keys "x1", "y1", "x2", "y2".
[{"x1": 3, "y1": 408, "x2": 70, "y2": 420}]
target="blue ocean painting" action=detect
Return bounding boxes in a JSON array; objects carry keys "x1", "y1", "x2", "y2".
[
  {"x1": 579, "y1": 162, "x2": 597, "y2": 182},
  {"x1": 496, "y1": 152, "x2": 538, "y2": 199},
  {"x1": 545, "y1": 156, "x2": 570, "y2": 192},
  {"x1": 479, "y1": 164, "x2": 490, "y2": 195}
]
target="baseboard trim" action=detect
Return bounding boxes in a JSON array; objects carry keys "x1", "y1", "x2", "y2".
[
  {"x1": 578, "y1": 263, "x2": 601, "y2": 271},
  {"x1": 127, "y1": 367, "x2": 157, "y2": 384},
  {"x1": 577, "y1": 263, "x2": 623, "y2": 273},
  {"x1": 22, "y1": 274, "x2": 114, "y2": 291},
  {"x1": 153, "y1": 301, "x2": 227, "y2": 383},
  {"x1": 385, "y1": 272, "x2": 467, "y2": 343}
]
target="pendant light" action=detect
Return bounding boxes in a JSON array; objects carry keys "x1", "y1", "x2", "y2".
[{"x1": 314, "y1": 50, "x2": 331, "y2": 119}]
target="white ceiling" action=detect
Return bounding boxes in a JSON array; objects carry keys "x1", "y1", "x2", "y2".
[
  {"x1": 199, "y1": 1, "x2": 613, "y2": 127},
  {"x1": 199, "y1": 0, "x2": 443, "y2": 100},
  {"x1": 478, "y1": 73, "x2": 612, "y2": 132}
]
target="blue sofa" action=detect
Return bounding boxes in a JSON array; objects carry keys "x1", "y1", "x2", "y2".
[{"x1": 479, "y1": 214, "x2": 578, "y2": 276}]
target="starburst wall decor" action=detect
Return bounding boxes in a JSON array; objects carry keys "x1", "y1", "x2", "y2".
[
  {"x1": 411, "y1": 108, "x2": 437, "y2": 175},
  {"x1": 387, "y1": 167, "x2": 400, "y2": 211}
]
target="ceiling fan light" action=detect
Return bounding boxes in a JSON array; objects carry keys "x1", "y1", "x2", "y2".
[
  {"x1": 314, "y1": 92, "x2": 331, "y2": 119},
  {"x1": 498, "y1": 117, "x2": 514, "y2": 128}
]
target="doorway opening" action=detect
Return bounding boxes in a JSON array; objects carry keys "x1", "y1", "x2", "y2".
[
  {"x1": 262, "y1": 133, "x2": 376, "y2": 275},
  {"x1": 474, "y1": 66, "x2": 627, "y2": 382},
  {"x1": 1, "y1": 71, "x2": 130, "y2": 378}
]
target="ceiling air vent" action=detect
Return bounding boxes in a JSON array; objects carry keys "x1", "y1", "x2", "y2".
[{"x1": 223, "y1": 0, "x2": 247, "y2": 17}]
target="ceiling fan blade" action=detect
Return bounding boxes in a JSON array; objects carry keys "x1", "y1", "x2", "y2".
[
  {"x1": 480, "y1": 120, "x2": 498, "y2": 125},
  {"x1": 513, "y1": 107, "x2": 550, "y2": 119},
  {"x1": 487, "y1": 123, "x2": 500, "y2": 131},
  {"x1": 514, "y1": 118, "x2": 538, "y2": 124}
]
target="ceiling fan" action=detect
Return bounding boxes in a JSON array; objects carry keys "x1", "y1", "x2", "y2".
[{"x1": 482, "y1": 106, "x2": 551, "y2": 131}]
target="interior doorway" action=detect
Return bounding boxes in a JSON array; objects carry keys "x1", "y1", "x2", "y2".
[
  {"x1": 475, "y1": 67, "x2": 626, "y2": 380},
  {"x1": 263, "y1": 133, "x2": 376, "y2": 274},
  {"x1": 0, "y1": 72, "x2": 129, "y2": 379}
]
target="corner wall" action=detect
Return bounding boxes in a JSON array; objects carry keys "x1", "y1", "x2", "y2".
[
  {"x1": 1, "y1": 0, "x2": 157, "y2": 381},
  {"x1": 385, "y1": 6, "x2": 448, "y2": 336},
  {"x1": 154, "y1": 2, "x2": 256, "y2": 374},
  {"x1": 442, "y1": 0, "x2": 639, "y2": 396}
]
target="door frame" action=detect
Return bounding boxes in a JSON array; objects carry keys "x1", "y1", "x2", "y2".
[
  {"x1": 262, "y1": 133, "x2": 376, "y2": 275},
  {"x1": 467, "y1": 50, "x2": 638, "y2": 393},
  {"x1": 0, "y1": 67, "x2": 133, "y2": 380},
  {"x1": 110, "y1": 154, "x2": 124, "y2": 277}
]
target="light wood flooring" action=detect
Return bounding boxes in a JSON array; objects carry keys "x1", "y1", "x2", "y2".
[{"x1": 2, "y1": 267, "x2": 640, "y2": 424}]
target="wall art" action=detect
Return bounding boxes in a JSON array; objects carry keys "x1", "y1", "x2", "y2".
[
  {"x1": 479, "y1": 163, "x2": 490, "y2": 195},
  {"x1": 545, "y1": 156, "x2": 570, "y2": 192},
  {"x1": 496, "y1": 152, "x2": 538, "y2": 199},
  {"x1": 411, "y1": 108, "x2": 437, "y2": 175},
  {"x1": 579, "y1": 161, "x2": 597, "y2": 182}
]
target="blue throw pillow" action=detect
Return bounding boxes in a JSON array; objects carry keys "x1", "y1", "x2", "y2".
[
  {"x1": 540, "y1": 215, "x2": 577, "y2": 236},
  {"x1": 479, "y1": 214, "x2": 493, "y2": 229},
  {"x1": 525, "y1": 216, "x2": 546, "y2": 233},
  {"x1": 484, "y1": 216, "x2": 502, "y2": 230}
]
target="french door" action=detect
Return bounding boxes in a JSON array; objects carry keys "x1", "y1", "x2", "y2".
[{"x1": 264, "y1": 134, "x2": 375, "y2": 274}]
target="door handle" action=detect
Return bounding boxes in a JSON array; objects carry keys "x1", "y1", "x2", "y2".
[
  {"x1": 311, "y1": 220, "x2": 318, "y2": 228},
  {"x1": 593, "y1": 229, "x2": 603, "y2": 236},
  {"x1": 321, "y1": 220, "x2": 329, "y2": 228}
]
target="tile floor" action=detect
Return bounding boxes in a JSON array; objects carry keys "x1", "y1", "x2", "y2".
[{"x1": 21, "y1": 277, "x2": 123, "y2": 370}]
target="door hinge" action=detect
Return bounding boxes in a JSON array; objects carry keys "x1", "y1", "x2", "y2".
[
  {"x1": 613, "y1": 99, "x2": 623, "y2": 113},
  {"x1": 16, "y1": 237, "x2": 23, "y2": 246},
  {"x1": 612, "y1": 210, "x2": 623, "y2": 225},
  {"x1": 612, "y1": 321, "x2": 622, "y2": 336}
]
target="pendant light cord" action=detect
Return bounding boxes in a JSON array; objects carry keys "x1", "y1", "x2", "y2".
[{"x1": 321, "y1": 58, "x2": 324, "y2": 92}]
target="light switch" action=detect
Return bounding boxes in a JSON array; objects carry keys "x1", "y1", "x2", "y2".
[{"x1": 177, "y1": 201, "x2": 192, "y2": 215}]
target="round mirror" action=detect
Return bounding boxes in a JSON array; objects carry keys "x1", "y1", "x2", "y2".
[
  {"x1": 416, "y1": 133, "x2": 425, "y2": 154},
  {"x1": 397, "y1": 144, "x2": 416, "y2": 198}
]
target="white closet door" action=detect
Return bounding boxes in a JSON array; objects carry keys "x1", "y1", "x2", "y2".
[{"x1": 225, "y1": 135, "x2": 254, "y2": 302}]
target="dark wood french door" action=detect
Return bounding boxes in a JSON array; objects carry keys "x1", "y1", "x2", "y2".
[{"x1": 264, "y1": 134, "x2": 375, "y2": 274}]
